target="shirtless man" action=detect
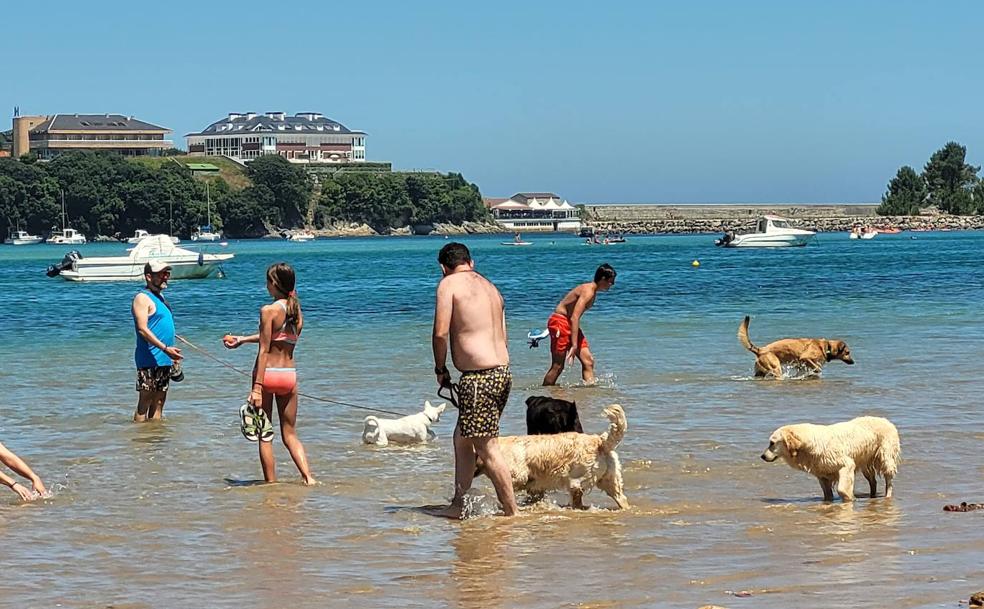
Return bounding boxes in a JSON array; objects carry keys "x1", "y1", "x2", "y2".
[
  {"x1": 430, "y1": 242, "x2": 518, "y2": 519},
  {"x1": 542, "y1": 263, "x2": 617, "y2": 386}
]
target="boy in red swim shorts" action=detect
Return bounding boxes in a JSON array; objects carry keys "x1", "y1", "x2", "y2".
[{"x1": 542, "y1": 264, "x2": 616, "y2": 385}]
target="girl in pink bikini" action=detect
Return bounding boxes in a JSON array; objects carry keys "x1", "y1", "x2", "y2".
[{"x1": 224, "y1": 263, "x2": 315, "y2": 485}]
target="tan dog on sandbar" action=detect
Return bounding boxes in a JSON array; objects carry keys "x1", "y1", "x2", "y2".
[{"x1": 738, "y1": 315, "x2": 854, "y2": 379}]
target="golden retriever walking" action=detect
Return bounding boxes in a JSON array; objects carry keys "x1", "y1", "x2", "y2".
[
  {"x1": 476, "y1": 404, "x2": 629, "y2": 509},
  {"x1": 761, "y1": 416, "x2": 900, "y2": 501},
  {"x1": 738, "y1": 315, "x2": 854, "y2": 378}
]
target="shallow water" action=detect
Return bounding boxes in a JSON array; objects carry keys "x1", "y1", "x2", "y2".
[{"x1": 1, "y1": 232, "x2": 983, "y2": 608}]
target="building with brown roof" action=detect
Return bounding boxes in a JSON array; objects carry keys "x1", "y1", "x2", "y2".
[{"x1": 12, "y1": 114, "x2": 173, "y2": 160}]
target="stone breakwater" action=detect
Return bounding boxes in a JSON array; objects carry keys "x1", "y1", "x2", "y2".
[
  {"x1": 581, "y1": 204, "x2": 984, "y2": 234},
  {"x1": 298, "y1": 220, "x2": 505, "y2": 238}
]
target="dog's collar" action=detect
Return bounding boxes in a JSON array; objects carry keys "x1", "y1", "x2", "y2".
[
  {"x1": 824, "y1": 343, "x2": 833, "y2": 361},
  {"x1": 424, "y1": 411, "x2": 440, "y2": 423}
]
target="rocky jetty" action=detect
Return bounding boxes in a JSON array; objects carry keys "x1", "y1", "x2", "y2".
[{"x1": 580, "y1": 204, "x2": 984, "y2": 234}]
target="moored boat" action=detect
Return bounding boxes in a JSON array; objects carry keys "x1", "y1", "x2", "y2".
[
  {"x1": 5, "y1": 229, "x2": 43, "y2": 245},
  {"x1": 715, "y1": 216, "x2": 815, "y2": 248},
  {"x1": 48, "y1": 227, "x2": 87, "y2": 245},
  {"x1": 285, "y1": 230, "x2": 315, "y2": 242},
  {"x1": 46, "y1": 234, "x2": 233, "y2": 282}
]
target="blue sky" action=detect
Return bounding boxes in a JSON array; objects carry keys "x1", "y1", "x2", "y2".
[{"x1": 3, "y1": 1, "x2": 982, "y2": 203}]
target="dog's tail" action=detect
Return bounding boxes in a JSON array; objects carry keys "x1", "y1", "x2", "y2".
[
  {"x1": 600, "y1": 404, "x2": 627, "y2": 453},
  {"x1": 879, "y1": 421, "x2": 901, "y2": 478},
  {"x1": 738, "y1": 315, "x2": 760, "y2": 355}
]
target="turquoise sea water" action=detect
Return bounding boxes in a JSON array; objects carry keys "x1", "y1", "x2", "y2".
[{"x1": 1, "y1": 232, "x2": 982, "y2": 608}]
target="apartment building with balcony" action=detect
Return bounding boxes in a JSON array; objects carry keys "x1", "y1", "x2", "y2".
[
  {"x1": 185, "y1": 111, "x2": 367, "y2": 165},
  {"x1": 12, "y1": 114, "x2": 172, "y2": 160}
]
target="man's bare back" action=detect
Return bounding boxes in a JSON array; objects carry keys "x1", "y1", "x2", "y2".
[
  {"x1": 437, "y1": 271, "x2": 509, "y2": 372},
  {"x1": 553, "y1": 282, "x2": 599, "y2": 318}
]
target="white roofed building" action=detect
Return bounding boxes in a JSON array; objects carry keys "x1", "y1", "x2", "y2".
[
  {"x1": 488, "y1": 192, "x2": 581, "y2": 232},
  {"x1": 186, "y1": 111, "x2": 366, "y2": 165}
]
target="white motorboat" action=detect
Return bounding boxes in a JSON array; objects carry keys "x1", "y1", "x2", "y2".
[
  {"x1": 715, "y1": 216, "x2": 815, "y2": 248},
  {"x1": 127, "y1": 229, "x2": 179, "y2": 245},
  {"x1": 285, "y1": 230, "x2": 315, "y2": 242},
  {"x1": 49, "y1": 192, "x2": 87, "y2": 244},
  {"x1": 191, "y1": 183, "x2": 222, "y2": 242},
  {"x1": 849, "y1": 227, "x2": 877, "y2": 240},
  {"x1": 5, "y1": 229, "x2": 43, "y2": 245},
  {"x1": 191, "y1": 225, "x2": 221, "y2": 242},
  {"x1": 46, "y1": 234, "x2": 233, "y2": 282},
  {"x1": 127, "y1": 229, "x2": 151, "y2": 244},
  {"x1": 48, "y1": 227, "x2": 87, "y2": 245}
]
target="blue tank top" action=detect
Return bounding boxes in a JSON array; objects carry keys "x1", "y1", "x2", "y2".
[{"x1": 134, "y1": 290, "x2": 175, "y2": 368}]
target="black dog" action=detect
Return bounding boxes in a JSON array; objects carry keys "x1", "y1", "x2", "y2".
[{"x1": 525, "y1": 396, "x2": 583, "y2": 435}]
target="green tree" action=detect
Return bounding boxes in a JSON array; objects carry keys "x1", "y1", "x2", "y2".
[
  {"x1": 316, "y1": 172, "x2": 487, "y2": 231},
  {"x1": 973, "y1": 179, "x2": 984, "y2": 215},
  {"x1": 0, "y1": 158, "x2": 61, "y2": 233},
  {"x1": 878, "y1": 166, "x2": 927, "y2": 216},
  {"x1": 922, "y1": 142, "x2": 980, "y2": 213},
  {"x1": 246, "y1": 155, "x2": 312, "y2": 227},
  {"x1": 217, "y1": 184, "x2": 277, "y2": 237}
]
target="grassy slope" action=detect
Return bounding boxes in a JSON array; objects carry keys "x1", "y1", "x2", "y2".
[{"x1": 129, "y1": 155, "x2": 251, "y2": 191}]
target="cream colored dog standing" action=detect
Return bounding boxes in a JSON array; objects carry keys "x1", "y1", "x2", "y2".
[
  {"x1": 475, "y1": 404, "x2": 629, "y2": 509},
  {"x1": 761, "y1": 416, "x2": 900, "y2": 501},
  {"x1": 362, "y1": 401, "x2": 446, "y2": 446}
]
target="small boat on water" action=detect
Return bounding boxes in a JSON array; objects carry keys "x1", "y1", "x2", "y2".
[
  {"x1": 5, "y1": 229, "x2": 43, "y2": 246},
  {"x1": 502, "y1": 232, "x2": 532, "y2": 246},
  {"x1": 48, "y1": 191, "x2": 87, "y2": 245},
  {"x1": 127, "y1": 229, "x2": 180, "y2": 245},
  {"x1": 46, "y1": 234, "x2": 233, "y2": 282},
  {"x1": 48, "y1": 227, "x2": 87, "y2": 245},
  {"x1": 191, "y1": 225, "x2": 222, "y2": 242},
  {"x1": 191, "y1": 184, "x2": 222, "y2": 242},
  {"x1": 285, "y1": 230, "x2": 315, "y2": 242},
  {"x1": 849, "y1": 227, "x2": 877, "y2": 240},
  {"x1": 715, "y1": 216, "x2": 815, "y2": 248}
]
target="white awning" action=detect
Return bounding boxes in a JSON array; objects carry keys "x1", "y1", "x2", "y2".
[{"x1": 492, "y1": 201, "x2": 528, "y2": 210}]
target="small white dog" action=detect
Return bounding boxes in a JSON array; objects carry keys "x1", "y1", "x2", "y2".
[
  {"x1": 362, "y1": 401, "x2": 447, "y2": 446},
  {"x1": 761, "y1": 416, "x2": 900, "y2": 502}
]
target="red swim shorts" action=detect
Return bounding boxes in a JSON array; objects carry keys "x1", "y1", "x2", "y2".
[{"x1": 547, "y1": 313, "x2": 588, "y2": 355}]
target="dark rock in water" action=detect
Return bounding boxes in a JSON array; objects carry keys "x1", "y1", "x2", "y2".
[
  {"x1": 970, "y1": 591, "x2": 984, "y2": 607},
  {"x1": 942, "y1": 502, "x2": 984, "y2": 512}
]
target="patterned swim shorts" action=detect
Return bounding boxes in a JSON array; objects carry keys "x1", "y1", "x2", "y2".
[
  {"x1": 136, "y1": 366, "x2": 171, "y2": 392},
  {"x1": 457, "y1": 365, "x2": 512, "y2": 438}
]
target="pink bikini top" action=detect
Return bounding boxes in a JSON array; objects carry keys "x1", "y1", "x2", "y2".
[{"x1": 272, "y1": 300, "x2": 299, "y2": 345}]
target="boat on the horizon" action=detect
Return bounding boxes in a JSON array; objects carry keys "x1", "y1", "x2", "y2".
[
  {"x1": 127, "y1": 229, "x2": 180, "y2": 245},
  {"x1": 192, "y1": 183, "x2": 222, "y2": 242},
  {"x1": 284, "y1": 230, "x2": 315, "y2": 242},
  {"x1": 48, "y1": 191, "x2": 87, "y2": 245},
  {"x1": 715, "y1": 216, "x2": 815, "y2": 248},
  {"x1": 5, "y1": 228, "x2": 43, "y2": 245},
  {"x1": 46, "y1": 234, "x2": 233, "y2": 282},
  {"x1": 850, "y1": 226, "x2": 877, "y2": 240}
]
